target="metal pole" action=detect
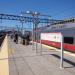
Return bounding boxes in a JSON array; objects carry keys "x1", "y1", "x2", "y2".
[
  {"x1": 35, "y1": 20, "x2": 38, "y2": 53},
  {"x1": 60, "y1": 34, "x2": 64, "y2": 68},
  {"x1": 22, "y1": 22, "x2": 24, "y2": 34},
  {"x1": 32, "y1": 23, "x2": 34, "y2": 50},
  {"x1": 21, "y1": 21, "x2": 24, "y2": 44},
  {"x1": 34, "y1": 14, "x2": 39, "y2": 53},
  {"x1": 40, "y1": 34, "x2": 42, "y2": 55},
  {"x1": 35, "y1": 30, "x2": 38, "y2": 53},
  {"x1": 32, "y1": 15, "x2": 35, "y2": 50}
]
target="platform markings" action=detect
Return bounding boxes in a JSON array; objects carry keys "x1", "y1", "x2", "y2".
[{"x1": 42, "y1": 44, "x2": 75, "y2": 57}]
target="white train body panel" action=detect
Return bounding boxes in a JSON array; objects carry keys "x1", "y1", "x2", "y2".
[{"x1": 36, "y1": 19, "x2": 75, "y2": 52}]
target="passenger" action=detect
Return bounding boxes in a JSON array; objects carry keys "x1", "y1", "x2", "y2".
[
  {"x1": 14, "y1": 32, "x2": 18, "y2": 44},
  {"x1": 22, "y1": 34, "x2": 27, "y2": 45},
  {"x1": 26, "y1": 34, "x2": 30, "y2": 45},
  {"x1": 25, "y1": 34, "x2": 28, "y2": 45},
  {"x1": 22, "y1": 33, "x2": 30, "y2": 45}
]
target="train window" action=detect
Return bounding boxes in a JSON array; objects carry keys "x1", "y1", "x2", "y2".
[{"x1": 64, "y1": 37, "x2": 74, "y2": 44}]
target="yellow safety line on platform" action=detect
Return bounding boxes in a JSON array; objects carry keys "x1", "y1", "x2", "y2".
[
  {"x1": 8, "y1": 47, "x2": 14, "y2": 55},
  {"x1": 42, "y1": 44, "x2": 75, "y2": 57},
  {"x1": 42, "y1": 44, "x2": 57, "y2": 50},
  {"x1": 8, "y1": 42, "x2": 15, "y2": 55}
]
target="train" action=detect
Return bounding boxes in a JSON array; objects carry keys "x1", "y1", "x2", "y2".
[{"x1": 35, "y1": 18, "x2": 75, "y2": 53}]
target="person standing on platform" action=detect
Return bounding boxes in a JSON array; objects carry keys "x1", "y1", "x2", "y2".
[{"x1": 14, "y1": 32, "x2": 18, "y2": 44}]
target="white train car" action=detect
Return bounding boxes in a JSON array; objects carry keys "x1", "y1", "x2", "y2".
[{"x1": 36, "y1": 18, "x2": 75, "y2": 52}]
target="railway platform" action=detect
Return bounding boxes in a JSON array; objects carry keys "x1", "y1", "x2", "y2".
[{"x1": 0, "y1": 36, "x2": 75, "y2": 75}]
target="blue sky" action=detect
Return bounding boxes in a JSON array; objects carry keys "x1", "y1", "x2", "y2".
[{"x1": 0, "y1": 0, "x2": 75, "y2": 28}]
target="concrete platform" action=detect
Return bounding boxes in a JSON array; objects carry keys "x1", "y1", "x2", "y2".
[{"x1": 7, "y1": 38, "x2": 75, "y2": 75}]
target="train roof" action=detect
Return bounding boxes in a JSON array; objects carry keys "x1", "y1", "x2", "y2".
[{"x1": 34, "y1": 17, "x2": 75, "y2": 31}]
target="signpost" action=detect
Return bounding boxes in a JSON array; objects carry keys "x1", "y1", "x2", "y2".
[
  {"x1": 40, "y1": 32, "x2": 64, "y2": 68},
  {"x1": 60, "y1": 34, "x2": 64, "y2": 68}
]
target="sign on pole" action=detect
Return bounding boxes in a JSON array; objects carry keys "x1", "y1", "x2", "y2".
[{"x1": 40, "y1": 32, "x2": 63, "y2": 68}]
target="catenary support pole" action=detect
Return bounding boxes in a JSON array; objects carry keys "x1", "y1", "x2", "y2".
[{"x1": 32, "y1": 22, "x2": 34, "y2": 50}]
